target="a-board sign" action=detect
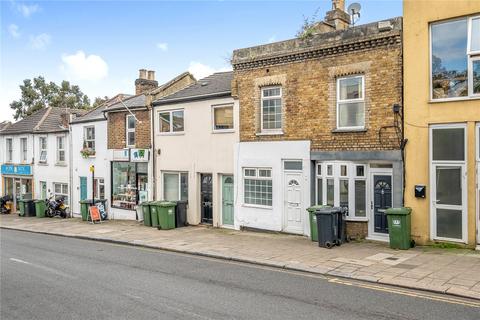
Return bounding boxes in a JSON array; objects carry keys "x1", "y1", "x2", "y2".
[{"x1": 89, "y1": 205, "x2": 102, "y2": 223}]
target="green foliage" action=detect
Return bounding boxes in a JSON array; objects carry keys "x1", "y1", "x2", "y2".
[
  {"x1": 92, "y1": 96, "x2": 110, "y2": 108},
  {"x1": 296, "y1": 8, "x2": 320, "y2": 40},
  {"x1": 9, "y1": 76, "x2": 92, "y2": 120}
]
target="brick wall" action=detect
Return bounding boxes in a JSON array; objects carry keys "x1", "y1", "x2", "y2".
[
  {"x1": 233, "y1": 44, "x2": 402, "y2": 151},
  {"x1": 346, "y1": 221, "x2": 368, "y2": 240},
  {"x1": 107, "y1": 110, "x2": 151, "y2": 149}
]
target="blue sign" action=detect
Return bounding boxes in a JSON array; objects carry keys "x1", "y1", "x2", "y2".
[{"x1": 1, "y1": 164, "x2": 32, "y2": 176}]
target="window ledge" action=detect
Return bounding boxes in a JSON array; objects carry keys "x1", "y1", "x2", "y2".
[
  {"x1": 212, "y1": 129, "x2": 235, "y2": 134},
  {"x1": 37, "y1": 162, "x2": 48, "y2": 166},
  {"x1": 256, "y1": 131, "x2": 284, "y2": 136},
  {"x1": 429, "y1": 96, "x2": 480, "y2": 103},
  {"x1": 344, "y1": 217, "x2": 368, "y2": 222},
  {"x1": 55, "y1": 162, "x2": 67, "y2": 167},
  {"x1": 332, "y1": 128, "x2": 367, "y2": 133},
  {"x1": 242, "y1": 203, "x2": 273, "y2": 210},
  {"x1": 157, "y1": 132, "x2": 185, "y2": 136}
]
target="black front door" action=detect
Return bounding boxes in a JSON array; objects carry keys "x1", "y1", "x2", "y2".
[
  {"x1": 201, "y1": 174, "x2": 213, "y2": 224},
  {"x1": 373, "y1": 175, "x2": 392, "y2": 234}
]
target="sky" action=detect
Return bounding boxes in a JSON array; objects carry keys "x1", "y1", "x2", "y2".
[{"x1": 0, "y1": 0, "x2": 402, "y2": 122}]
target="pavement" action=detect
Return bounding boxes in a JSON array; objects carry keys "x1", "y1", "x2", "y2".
[
  {"x1": 1, "y1": 214, "x2": 480, "y2": 301},
  {"x1": 2, "y1": 229, "x2": 479, "y2": 320}
]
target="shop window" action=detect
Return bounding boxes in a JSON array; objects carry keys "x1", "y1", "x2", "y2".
[
  {"x1": 159, "y1": 109, "x2": 184, "y2": 134},
  {"x1": 336, "y1": 76, "x2": 365, "y2": 129},
  {"x1": 53, "y1": 182, "x2": 69, "y2": 205},
  {"x1": 243, "y1": 168, "x2": 272, "y2": 207},
  {"x1": 112, "y1": 162, "x2": 139, "y2": 210},
  {"x1": 39, "y1": 137, "x2": 47, "y2": 163},
  {"x1": 431, "y1": 16, "x2": 480, "y2": 99},
  {"x1": 261, "y1": 86, "x2": 282, "y2": 132},
  {"x1": 56, "y1": 136, "x2": 65, "y2": 163},
  {"x1": 6, "y1": 138, "x2": 13, "y2": 162},
  {"x1": 163, "y1": 172, "x2": 188, "y2": 201},
  {"x1": 126, "y1": 115, "x2": 135, "y2": 147},
  {"x1": 213, "y1": 104, "x2": 234, "y2": 131}
]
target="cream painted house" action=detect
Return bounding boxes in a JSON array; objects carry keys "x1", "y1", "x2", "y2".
[{"x1": 152, "y1": 72, "x2": 238, "y2": 227}]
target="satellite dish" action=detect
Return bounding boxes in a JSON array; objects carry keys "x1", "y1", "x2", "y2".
[{"x1": 347, "y1": 2, "x2": 361, "y2": 26}]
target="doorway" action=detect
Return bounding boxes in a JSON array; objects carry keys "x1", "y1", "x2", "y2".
[
  {"x1": 200, "y1": 174, "x2": 213, "y2": 224},
  {"x1": 368, "y1": 169, "x2": 393, "y2": 240},
  {"x1": 222, "y1": 175, "x2": 234, "y2": 226},
  {"x1": 283, "y1": 159, "x2": 304, "y2": 234}
]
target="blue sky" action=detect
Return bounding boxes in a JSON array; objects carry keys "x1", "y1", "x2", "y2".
[{"x1": 1, "y1": 0, "x2": 402, "y2": 121}]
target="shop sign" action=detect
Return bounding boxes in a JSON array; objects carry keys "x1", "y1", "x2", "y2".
[
  {"x1": 130, "y1": 149, "x2": 150, "y2": 162},
  {"x1": 1, "y1": 164, "x2": 32, "y2": 176},
  {"x1": 112, "y1": 149, "x2": 130, "y2": 161}
]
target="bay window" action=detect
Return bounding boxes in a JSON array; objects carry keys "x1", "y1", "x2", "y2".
[
  {"x1": 337, "y1": 76, "x2": 365, "y2": 129},
  {"x1": 163, "y1": 172, "x2": 188, "y2": 201},
  {"x1": 316, "y1": 162, "x2": 367, "y2": 219},
  {"x1": 244, "y1": 168, "x2": 272, "y2": 207},
  {"x1": 261, "y1": 87, "x2": 282, "y2": 132},
  {"x1": 431, "y1": 15, "x2": 480, "y2": 100},
  {"x1": 159, "y1": 109, "x2": 184, "y2": 134}
]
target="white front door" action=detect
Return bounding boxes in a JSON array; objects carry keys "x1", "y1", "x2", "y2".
[{"x1": 283, "y1": 172, "x2": 303, "y2": 234}]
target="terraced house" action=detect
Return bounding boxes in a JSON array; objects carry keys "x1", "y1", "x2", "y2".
[{"x1": 231, "y1": 0, "x2": 403, "y2": 241}]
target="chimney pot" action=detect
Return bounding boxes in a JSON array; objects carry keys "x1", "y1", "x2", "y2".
[
  {"x1": 147, "y1": 70, "x2": 155, "y2": 81},
  {"x1": 332, "y1": 0, "x2": 345, "y2": 11},
  {"x1": 139, "y1": 69, "x2": 147, "y2": 79}
]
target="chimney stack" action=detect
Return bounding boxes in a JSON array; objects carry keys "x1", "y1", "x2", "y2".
[
  {"x1": 324, "y1": 0, "x2": 350, "y2": 30},
  {"x1": 135, "y1": 68, "x2": 158, "y2": 95}
]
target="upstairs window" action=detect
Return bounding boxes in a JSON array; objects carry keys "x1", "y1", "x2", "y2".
[
  {"x1": 336, "y1": 76, "x2": 365, "y2": 130},
  {"x1": 126, "y1": 115, "x2": 135, "y2": 147},
  {"x1": 159, "y1": 109, "x2": 184, "y2": 134},
  {"x1": 20, "y1": 138, "x2": 27, "y2": 162},
  {"x1": 6, "y1": 138, "x2": 12, "y2": 162},
  {"x1": 261, "y1": 86, "x2": 282, "y2": 132},
  {"x1": 56, "y1": 136, "x2": 65, "y2": 163},
  {"x1": 431, "y1": 16, "x2": 480, "y2": 100},
  {"x1": 39, "y1": 137, "x2": 47, "y2": 163},
  {"x1": 213, "y1": 104, "x2": 234, "y2": 131},
  {"x1": 84, "y1": 126, "x2": 95, "y2": 150}
]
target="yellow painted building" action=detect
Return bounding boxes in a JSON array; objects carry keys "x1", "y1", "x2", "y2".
[{"x1": 404, "y1": 0, "x2": 480, "y2": 247}]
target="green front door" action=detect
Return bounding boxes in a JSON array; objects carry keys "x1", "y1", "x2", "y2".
[
  {"x1": 222, "y1": 175, "x2": 234, "y2": 226},
  {"x1": 80, "y1": 177, "x2": 87, "y2": 201}
]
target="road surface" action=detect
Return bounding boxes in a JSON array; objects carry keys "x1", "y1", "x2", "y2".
[{"x1": 1, "y1": 229, "x2": 479, "y2": 319}]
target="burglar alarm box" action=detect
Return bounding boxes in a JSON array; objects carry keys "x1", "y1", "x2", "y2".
[{"x1": 415, "y1": 185, "x2": 426, "y2": 198}]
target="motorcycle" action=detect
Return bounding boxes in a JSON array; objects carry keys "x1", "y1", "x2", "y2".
[
  {"x1": 46, "y1": 195, "x2": 68, "y2": 218},
  {"x1": 0, "y1": 195, "x2": 12, "y2": 214}
]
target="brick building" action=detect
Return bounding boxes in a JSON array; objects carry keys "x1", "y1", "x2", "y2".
[
  {"x1": 231, "y1": 1, "x2": 403, "y2": 240},
  {"x1": 104, "y1": 69, "x2": 195, "y2": 220}
]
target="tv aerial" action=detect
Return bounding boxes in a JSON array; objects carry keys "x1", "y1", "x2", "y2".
[{"x1": 347, "y1": 2, "x2": 361, "y2": 26}]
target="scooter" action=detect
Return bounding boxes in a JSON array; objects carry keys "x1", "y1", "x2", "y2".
[
  {"x1": 45, "y1": 195, "x2": 67, "y2": 218},
  {"x1": 0, "y1": 195, "x2": 12, "y2": 214}
]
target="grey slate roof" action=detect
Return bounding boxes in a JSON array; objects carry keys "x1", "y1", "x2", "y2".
[
  {"x1": 0, "y1": 121, "x2": 12, "y2": 131},
  {"x1": 1, "y1": 107, "x2": 86, "y2": 135},
  {"x1": 153, "y1": 71, "x2": 233, "y2": 105},
  {"x1": 70, "y1": 94, "x2": 131, "y2": 124},
  {"x1": 105, "y1": 94, "x2": 146, "y2": 112}
]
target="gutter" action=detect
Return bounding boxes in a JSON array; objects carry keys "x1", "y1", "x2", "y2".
[{"x1": 152, "y1": 91, "x2": 231, "y2": 106}]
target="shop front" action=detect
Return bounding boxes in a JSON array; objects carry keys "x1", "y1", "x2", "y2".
[
  {"x1": 1, "y1": 164, "x2": 33, "y2": 213},
  {"x1": 110, "y1": 149, "x2": 151, "y2": 220}
]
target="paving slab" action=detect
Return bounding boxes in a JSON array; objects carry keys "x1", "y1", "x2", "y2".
[{"x1": 1, "y1": 214, "x2": 479, "y2": 300}]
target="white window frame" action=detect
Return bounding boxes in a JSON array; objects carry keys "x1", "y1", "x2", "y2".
[
  {"x1": 56, "y1": 136, "x2": 66, "y2": 164},
  {"x1": 20, "y1": 137, "x2": 28, "y2": 163},
  {"x1": 158, "y1": 109, "x2": 185, "y2": 135},
  {"x1": 336, "y1": 75, "x2": 365, "y2": 130},
  {"x1": 39, "y1": 136, "x2": 47, "y2": 163},
  {"x1": 212, "y1": 104, "x2": 234, "y2": 133},
  {"x1": 430, "y1": 16, "x2": 480, "y2": 101},
  {"x1": 6, "y1": 138, "x2": 13, "y2": 163},
  {"x1": 84, "y1": 126, "x2": 95, "y2": 151},
  {"x1": 53, "y1": 182, "x2": 69, "y2": 205},
  {"x1": 126, "y1": 114, "x2": 136, "y2": 147},
  {"x1": 429, "y1": 123, "x2": 468, "y2": 243},
  {"x1": 260, "y1": 86, "x2": 283, "y2": 134},
  {"x1": 94, "y1": 177, "x2": 105, "y2": 200},
  {"x1": 243, "y1": 167, "x2": 273, "y2": 208},
  {"x1": 316, "y1": 161, "x2": 368, "y2": 221},
  {"x1": 162, "y1": 171, "x2": 188, "y2": 201}
]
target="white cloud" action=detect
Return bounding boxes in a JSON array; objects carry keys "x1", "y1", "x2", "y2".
[
  {"x1": 8, "y1": 24, "x2": 20, "y2": 38},
  {"x1": 156, "y1": 42, "x2": 168, "y2": 51},
  {"x1": 268, "y1": 35, "x2": 276, "y2": 43},
  {"x1": 60, "y1": 50, "x2": 108, "y2": 81},
  {"x1": 29, "y1": 33, "x2": 51, "y2": 50},
  {"x1": 11, "y1": 1, "x2": 39, "y2": 18},
  {"x1": 187, "y1": 61, "x2": 231, "y2": 80}
]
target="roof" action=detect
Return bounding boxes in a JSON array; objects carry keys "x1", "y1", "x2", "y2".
[
  {"x1": 104, "y1": 94, "x2": 146, "y2": 112},
  {"x1": 0, "y1": 121, "x2": 11, "y2": 131},
  {"x1": 1, "y1": 107, "x2": 87, "y2": 135},
  {"x1": 149, "y1": 72, "x2": 196, "y2": 96},
  {"x1": 153, "y1": 71, "x2": 233, "y2": 105},
  {"x1": 70, "y1": 94, "x2": 129, "y2": 124}
]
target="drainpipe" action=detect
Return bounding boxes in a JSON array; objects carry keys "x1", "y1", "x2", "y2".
[
  {"x1": 68, "y1": 115, "x2": 73, "y2": 217},
  {"x1": 149, "y1": 95, "x2": 156, "y2": 202}
]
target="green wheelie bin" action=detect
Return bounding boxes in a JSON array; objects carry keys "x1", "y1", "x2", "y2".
[
  {"x1": 157, "y1": 201, "x2": 176, "y2": 230},
  {"x1": 307, "y1": 205, "x2": 331, "y2": 242},
  {"x1": 149, "y1": 202, "x2": 161, "y2": 228},
  {"x1": 141, "y1": 201, "x2": 153, "y2": 227},
  {"x1": 18, "y1": 199, "x2": 26, "y2": 216},
  {"x1": 79, "y1": 200, "x2": 90, "y2": 221},
  {"x1": 34, "y1": 200, "x2": 46, "y2": 218},
  {"x1": 386, "y1": 207, "x2": 412, "y2": 250}
]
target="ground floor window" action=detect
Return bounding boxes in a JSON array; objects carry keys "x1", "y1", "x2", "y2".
[
  {"x1": 243, "y1": 168, "x2": 272, "y2": 207},
  {"x1": 53, "y1": 182, "x2": 69, "y2": 205},
  {"x1": 94, "y1": 178, "x2": 105, "y2": 200},
  {"x1": 162, "y1": 172, "x2": 188, "y2": 201},
  {"x1": 316, "y1": 162, "x2": 367, "y2": 219},
  {"x1": 111, "y1": 162, "x2": 148, "y2": 210}
]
